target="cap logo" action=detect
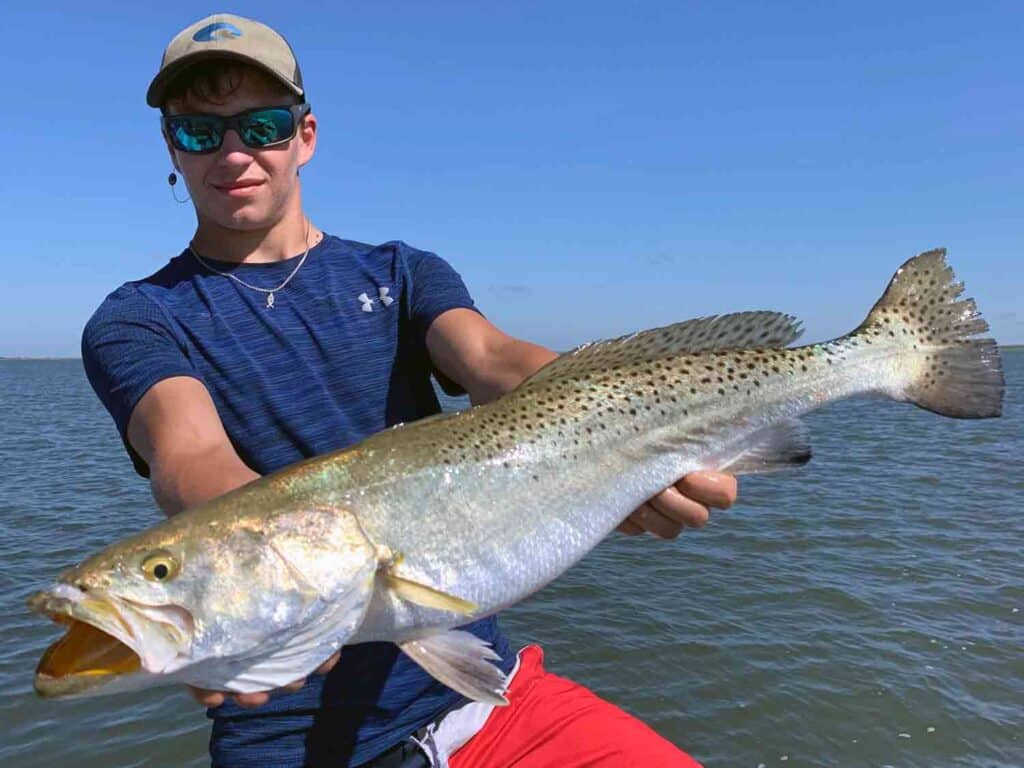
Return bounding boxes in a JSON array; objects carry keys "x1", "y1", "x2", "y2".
[{"x1": 192, "y1": 22, "x2": 243, "y2": 42}]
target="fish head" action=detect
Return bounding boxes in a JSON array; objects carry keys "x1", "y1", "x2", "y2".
[
  {"x1": 29, "y1": 504, "x2": 377, "y2": 698},
  {"x1": 28, "y1": 531, "x2": 199, "y2": 697}
]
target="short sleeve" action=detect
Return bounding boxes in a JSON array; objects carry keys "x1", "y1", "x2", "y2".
[
  {"x1": 81, "y1": 284, "x2": 203, "y2": 476},
  {"x1": 397, "y1": 243, "x2": 482, "y2": 397},
  {"x1": 402, "y1": 245, "x2": 480, "y2": 338}
]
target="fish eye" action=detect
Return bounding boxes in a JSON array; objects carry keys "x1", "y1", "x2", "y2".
[{"x1": 141, "y1": 550, "x2": 180, "y2": 582}]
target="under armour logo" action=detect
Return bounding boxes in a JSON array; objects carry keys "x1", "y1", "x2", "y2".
[{"x1": 358, "y1": 286, "x2": 394, "y2": 313}]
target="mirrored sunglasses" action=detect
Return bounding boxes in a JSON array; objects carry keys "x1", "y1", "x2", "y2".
[{"x1": 162, "y1": 103, "x2": 312, "y2": 154}]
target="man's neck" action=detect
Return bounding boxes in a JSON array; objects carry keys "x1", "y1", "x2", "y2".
[{"x1": 191, "y1": 208, "x2": 316, "y2": 265}]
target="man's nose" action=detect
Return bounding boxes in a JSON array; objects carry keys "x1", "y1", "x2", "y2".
[{"x1": 218, "y1": 127, "x2": 253, "y2": 157}]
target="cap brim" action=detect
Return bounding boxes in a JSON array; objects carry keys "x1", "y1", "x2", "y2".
[{"x1": 146, "y1": 51, "x2": 304, "y2": 108}]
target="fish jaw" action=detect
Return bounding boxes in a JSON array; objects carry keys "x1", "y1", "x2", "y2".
[{"x1": 28, "y1": 583, "x2": 194, "y2": 698}]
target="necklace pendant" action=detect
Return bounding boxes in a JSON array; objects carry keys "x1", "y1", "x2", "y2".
[{"x1": 266, "y1": 292, "x2": 275, "y2": 308}]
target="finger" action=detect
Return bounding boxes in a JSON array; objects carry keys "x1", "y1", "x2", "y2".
[
  {"x1": 675, "y1": 471, "x2": 737, "y2": 509},
  {"x1": 649, "y1": 486, "x2": 710, "y2": 528},
  {"x1": 233, "y1": 691, "x2": 271, "y2": 708},
  {"x1": 188, "y1": 686, "x2": 225, "y2": 708},
  {"x1": 199, "y1": 651, "x2": 341, "y2": 709},
  {"x1": 617, "y1": 517, "x2": 645, "y2": 535},
  {"x1": 314, "y1": 651, "x2": 340, "y2": 675},
  {"x1": 631, "y1": 502, "x2": 686, "y2": 540},
  {"x1": 277, "y1": 650, "x2": 342, "y2": 695},
  {"x1": 620, "y1": 504, "x2": 660, "y2": 535}
]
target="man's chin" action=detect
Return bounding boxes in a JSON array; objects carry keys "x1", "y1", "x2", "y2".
[{"x1": 200, "y1": 205, "x2": 281, "y2": 233}]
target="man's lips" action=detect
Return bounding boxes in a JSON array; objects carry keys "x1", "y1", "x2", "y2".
[{"x1": 211, "y1": 180, "x2": 264, "y2": 196}]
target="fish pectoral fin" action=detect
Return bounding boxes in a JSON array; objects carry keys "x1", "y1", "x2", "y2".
[
  {"x1": 400, "y1": 631, "x2": 508, "y2": 706},
  {"x1": 384, "y1": 571, "x2": 478, "y2": 616},
  {"x1": 719, "y1": 418, "x2": 812, "y2": 475}
]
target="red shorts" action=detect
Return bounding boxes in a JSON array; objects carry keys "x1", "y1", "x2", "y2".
[{"x1": 449, "y1": 646, "x2": 702, "y2": 768}]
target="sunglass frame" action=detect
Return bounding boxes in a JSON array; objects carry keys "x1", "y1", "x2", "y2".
[{"x1": 162, "y1": 103, "x2": 312, "y2": 154}]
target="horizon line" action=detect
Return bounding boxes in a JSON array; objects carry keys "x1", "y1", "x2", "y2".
[{"x1": 6, "y1": 344, "x2": 1024, "y2": 360}]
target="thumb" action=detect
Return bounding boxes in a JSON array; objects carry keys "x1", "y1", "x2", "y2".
[{"x1": 314, "y1": 650, "x2": 341, "y2": 675}]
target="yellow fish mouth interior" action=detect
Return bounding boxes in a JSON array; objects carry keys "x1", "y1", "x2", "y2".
[
  {"x1": 35, "y1": 616, "x2": 141, "y2": 689},
  {"x1": 30, "y1": 585, "x2": 196, "y2": 697}
]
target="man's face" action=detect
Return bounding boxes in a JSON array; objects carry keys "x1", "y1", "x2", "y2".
[{"x1": 164, "y1": 71, "x2": 316, "y2": 231}]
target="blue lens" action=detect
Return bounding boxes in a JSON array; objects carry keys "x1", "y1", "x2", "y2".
[
  {"x1": 238, "y1": 108, "x2": 294, "y2": 147},
  {"x1": 164, "y1": 106, "x2": 303, "y2": 153},
  {"x1": 168, "y1": 115, "x2": 223, "y2": 152}
]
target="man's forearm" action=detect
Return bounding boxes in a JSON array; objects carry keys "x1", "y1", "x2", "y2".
[
  {"x1": 150, "y1": 445, "x2": 260, "y2": 517},
  {"x1": 468, "y1": 338, "x2": 557, "y2": 404}
]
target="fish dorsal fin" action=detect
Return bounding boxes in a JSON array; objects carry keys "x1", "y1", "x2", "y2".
[
  {"x1": 400, "y1": 630, "x2": 509, "y2": 706},
  {"x1": 522, "y1": 311, "x2": 803, "y2": 387}
]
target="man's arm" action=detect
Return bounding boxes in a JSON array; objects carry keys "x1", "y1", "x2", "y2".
[
  {"x1": 425, "y1": 309, "x2": 558, "y2": 405},
  {"x1": 126, "y1": 376, "x2": 259, "y2": 516},
  {"x1": 125, "y1": 376, "x2": 337, "y2": 707},
  {"x1": 426, "y1": 309, "x2": 738, "y2": 538}
]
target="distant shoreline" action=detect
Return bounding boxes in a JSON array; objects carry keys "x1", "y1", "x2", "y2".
[{"x1": 4, "y1": 345, "x2": 1024, "y2": 360}]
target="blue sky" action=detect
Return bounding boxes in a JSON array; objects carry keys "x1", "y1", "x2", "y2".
[{"x1": 2, "y1": 1, "x2": 1021, "y2": 356}]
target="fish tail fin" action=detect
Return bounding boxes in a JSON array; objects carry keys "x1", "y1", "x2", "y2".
[{"x1": 854, "y1": 248, "x2": 1004, "y2": 418}]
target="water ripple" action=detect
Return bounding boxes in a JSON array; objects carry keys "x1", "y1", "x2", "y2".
[{"x1": 1, "y1": 355, "x2": 1022, "y2": 767}]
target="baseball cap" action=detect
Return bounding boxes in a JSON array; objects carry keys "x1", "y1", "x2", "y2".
[{"x1": 146, "y1": 14, "x2": 304, "y2": 108}]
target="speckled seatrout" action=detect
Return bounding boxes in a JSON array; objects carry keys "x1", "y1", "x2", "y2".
[{"x1": 29, "y1": 249, "x2": 1003, "y2": 703}]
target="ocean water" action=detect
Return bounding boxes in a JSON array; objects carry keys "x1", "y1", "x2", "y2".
[{"x1": 0, "y1": 354, "x2": 1020, "y2": 767}]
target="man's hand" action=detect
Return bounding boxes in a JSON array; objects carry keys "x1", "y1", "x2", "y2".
[
  {"x1": 618, "y1": 471, "x2": 737, "y2": 538},
  {"x1": 187, "y1": 651, "x2": 341, "y2": 708}
]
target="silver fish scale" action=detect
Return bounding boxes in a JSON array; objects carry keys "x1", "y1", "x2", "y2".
[{"x1": 344, "y1": 335, "x2": 880, "y2": 641}]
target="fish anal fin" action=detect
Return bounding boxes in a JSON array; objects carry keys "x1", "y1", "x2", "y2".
[
  {"x1": 720, "y1": 419, "x2": 812, "y2": 475},
  {"x1": 385, "y1": 571, "x2": 478, "y2": 616},
  {"x1": 400, "y1": 630, "x2": 508, "y2": 706},
  {"x1": 521, "y1": 311, "x2": 803, "y2": 388}
]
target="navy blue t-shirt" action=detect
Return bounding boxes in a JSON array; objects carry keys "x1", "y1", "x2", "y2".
[{"x1": 81, "y1": 235, "x2": 514, "y2": 767}]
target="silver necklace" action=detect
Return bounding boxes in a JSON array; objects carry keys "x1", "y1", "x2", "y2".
[{"x1": 188, "y1": 221, "x2": 316, "y2": 309}]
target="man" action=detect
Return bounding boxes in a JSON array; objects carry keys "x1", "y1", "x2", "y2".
[{"x1": 83, "y1": 13, "x2": 737, "y2": 767}]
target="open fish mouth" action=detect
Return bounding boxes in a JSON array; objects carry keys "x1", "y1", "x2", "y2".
[{"x1": 27, "y1": 585, "x2": 193, "y2": 698}]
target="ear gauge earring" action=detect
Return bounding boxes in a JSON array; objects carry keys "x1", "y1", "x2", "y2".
[{"x1": 168, "y1": 171, "x2": 191, "y2": 204}]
